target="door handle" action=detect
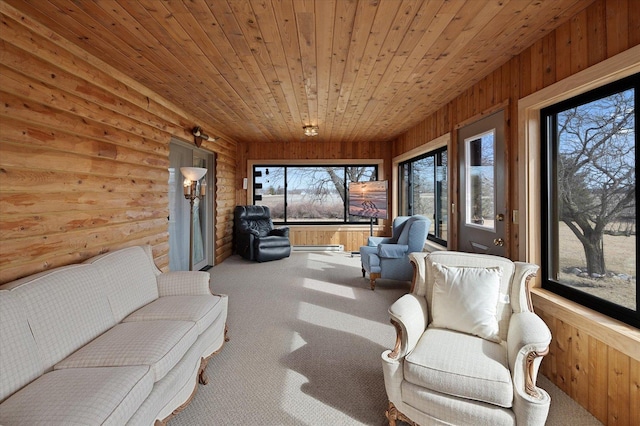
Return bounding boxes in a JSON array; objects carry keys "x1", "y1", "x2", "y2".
[
  {"x1": 493, "y1": 238, "x2": 504, "y2": 247},
  {"x1": 496, "y1": 214, "x2": 505, "y2": 222}
]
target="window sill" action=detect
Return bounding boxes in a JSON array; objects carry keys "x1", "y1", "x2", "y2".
[{"x1": 531, "y1": 288, "x2": 640, "y2": 361}]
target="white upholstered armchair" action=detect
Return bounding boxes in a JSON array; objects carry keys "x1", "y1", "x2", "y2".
[{"x1": 381, "y1": 251, "x2": 552, "y2": 426}]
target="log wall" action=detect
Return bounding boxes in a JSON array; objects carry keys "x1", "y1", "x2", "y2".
[
  {"x1": 390, "y1": 0, "x2": 640, "y2": 424},
  {"x1": 0, "y1": 3, "x2": 237, "y2": 283}
]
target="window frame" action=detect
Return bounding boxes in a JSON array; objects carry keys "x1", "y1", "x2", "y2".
[
  {"x1": 540, "y1": 73, "x2": 638, "y2": 328},
  {"x1": 398, "y1": 145, "x2": 448, "y2": 246},
  {"x1": 249, "y1": 161, "x2": 382, "y2": 225}
]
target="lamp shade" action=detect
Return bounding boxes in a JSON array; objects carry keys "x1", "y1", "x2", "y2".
[{"x1": 180, "y1": 167, "x2": 207, "y2": 181}]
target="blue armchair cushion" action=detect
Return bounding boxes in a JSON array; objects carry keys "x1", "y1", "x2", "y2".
[
  {"x1": 378, "y1": 244, "x2": 409, "y2": 259},
  {"x1": 396, "y1": 216, "x2": 421, "y2": 245}
]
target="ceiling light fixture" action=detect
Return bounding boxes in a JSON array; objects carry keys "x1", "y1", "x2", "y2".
[{"x1": 303, "y1": 125, "x2": 319, "y2": 137}]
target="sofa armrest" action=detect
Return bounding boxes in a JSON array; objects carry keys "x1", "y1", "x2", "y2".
[
  {"x1": 387, "y1": 293, "x2": 428, "y2": 360},
  {"x1": 157, "y1": 271, "x2": 211, "y2": 296}
]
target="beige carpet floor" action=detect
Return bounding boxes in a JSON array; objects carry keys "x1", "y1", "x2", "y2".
[{"x1": 171, "y1": 252, "x2": 602, "y2": 426}]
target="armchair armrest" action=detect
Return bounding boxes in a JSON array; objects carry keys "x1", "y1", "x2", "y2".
[
  {"x1": 157, "y1": 271, "x2": 212, "y2": 296},
  {"x1": 387, "y1": 293, "x2": 428, "y2": 360},
  {"x1": 512, "y1": 262, "x2": 540, "y2": 313},
  {"x1": 507, "y1": 311, "x2": 551, "y2": 398},
  {"x1": 408, "y1": 252, "x2": 429, "y2": 296},
  {"x1": 367, "y1": 236, "x2": 393, "y2": 246},
  {"x1": 378, "y1": 244, "x2": 409, "y2": 258}
]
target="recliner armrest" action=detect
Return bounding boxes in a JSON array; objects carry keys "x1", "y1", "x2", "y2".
[
  {"x1": 269, "y1": 227, "x2": 289, "y2": 237},
  {"x1": 378, "y1": 244, "x2": 409, "y2": 258},
  {"x1": 237, "y1": 223, "x2": 260, "y2": 237},
  {"x1": 388, "y1": 294, "x2": 428, "y2": 359},
  {"x1": 157, "y1": 271, "x2": 211, "y2": 296}
]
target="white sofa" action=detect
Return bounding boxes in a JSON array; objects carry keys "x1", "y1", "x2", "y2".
[{"x1": 0, "y1": 245, "x2": 229, "y2": 425}]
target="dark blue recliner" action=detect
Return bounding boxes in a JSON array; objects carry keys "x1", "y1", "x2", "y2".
[{"x1": 234, "y1": 205, "x2": 291, "y2": 262}]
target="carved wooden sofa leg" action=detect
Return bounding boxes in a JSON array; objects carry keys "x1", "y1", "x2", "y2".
[
  {"x1": 198, "y1": 356, "x2": 211, "y2": 385},
  {"x1": 198, "y1": 325, "x2": 230, "y2": 385},
  {"x1": 385, "y1": 401, "x2": 399, "y2": 426},
  {"x1": 385, "y1": 402, "x2": 417, "y2": 426},
  {"x1": 155, "y1": 373, "x2": 201, "y2": 426},
  {"x1": 157, "y1": 324, "x2": 231, "y2": 425}
]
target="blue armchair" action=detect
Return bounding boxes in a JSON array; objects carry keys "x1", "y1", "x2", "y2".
[{"x1": 360, "y1": 215, "x2": 431, "y2": 290}]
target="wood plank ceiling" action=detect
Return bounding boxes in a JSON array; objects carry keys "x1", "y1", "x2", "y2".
[{"x1": 4, "y1": 0, "x2": 593, "y2": 145}]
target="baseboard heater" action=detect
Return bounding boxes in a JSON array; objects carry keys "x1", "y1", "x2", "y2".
[{"x1": 292, "y1": 244, "x2": 344, "y2": 252}]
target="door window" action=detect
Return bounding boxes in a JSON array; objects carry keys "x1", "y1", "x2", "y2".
[{"x1": 465, "y1": 131, "x2": 496, "y2": 231}]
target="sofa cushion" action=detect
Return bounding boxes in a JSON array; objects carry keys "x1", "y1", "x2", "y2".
[
  {"x1": 123, "y1": 295, "x2": 224, "y2": 334},
  {"x1": 7, "y1": 264, "x2": 115, "y2": 370},
  {"x1": 0, "y1": 366, "x2": 153, "y2": 426},
  {"x1": 85, "y1": 246, "x2": 160, "y2": 322},
  {"x1": 157, "y1": 271, "x2": 211, "y2": 296},
  {"x1": 404, "y1": 327, "x2": 513, "y2": 408},
  {"x1": 126, "y1": 299, "x2": 229, "y2": 425},
  {"x1": 0, "y1": 291, "x2": 43, "y2": 402},
  {"x1": 55, "y1": 321, "x2": 197, "y2": 382}
]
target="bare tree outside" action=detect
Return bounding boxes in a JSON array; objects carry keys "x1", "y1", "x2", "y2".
[
  {"x1": 550, "y1": 86, "x2": 636, "y2": 311},
  {"x1": 253, "y1": 165, "x2": 377, "y2": 222}
]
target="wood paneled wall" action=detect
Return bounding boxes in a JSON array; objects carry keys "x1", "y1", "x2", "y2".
[
  {"x1": 237, "y1": 140, "x2": 393, "y2": 251},
  {"x1": 0, "y1": 3, "x2": 237, "y2": 284},
  {"x1": 534, "y1": 292, "x2": 639, "y2": 425},
  {"x1": 390, "y1": 1, "x2": 639, "y2": 424}
]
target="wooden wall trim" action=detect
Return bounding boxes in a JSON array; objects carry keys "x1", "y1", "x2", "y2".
[
  {"x1": 533, "y1": 289, "x2": 640, "y2": 361},
  {"x1": 517, "y1": 45, "x2": 640, "y2": 263},
  {"x1": 453, "y1": 99, "x2": 510, "y2": 130},
  {"x1": 391, "y1": 132, "x2": 450, "y2": 230}
]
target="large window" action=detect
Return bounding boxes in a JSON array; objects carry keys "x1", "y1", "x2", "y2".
[
  {"x1": 252, "y1": 165, "x2": 378, "y2": 224},
  {"x1": 398, "y1": 147, "x2": 448, "y2": 245},
  {"x1": 542, "y1": 74, "x2": 637, "y2": 328}
]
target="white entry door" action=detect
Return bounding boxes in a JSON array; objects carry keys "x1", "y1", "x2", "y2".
[{"x1": 457, "y1": 110, "x2": 507, "y2": 257}]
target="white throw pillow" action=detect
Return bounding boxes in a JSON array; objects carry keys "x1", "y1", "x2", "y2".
[{"x1": 431, "y1": 263, "x2": 503, "y2": 342}]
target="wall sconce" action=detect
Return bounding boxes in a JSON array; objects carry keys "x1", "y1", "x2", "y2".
[
  {"x1": 303, "y1": 125, "x2": 319, "y2": 137},
  {"x1": 180, "y1": 166, "x2": 207, "y2": 270},
  {"x1": 192, "y1": 126, "x2": 220, "y2": 147}
]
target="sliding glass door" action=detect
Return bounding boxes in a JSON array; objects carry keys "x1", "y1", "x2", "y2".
[{"x1": 168, "y1": 140, "x2": 214, "y2": 271}]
